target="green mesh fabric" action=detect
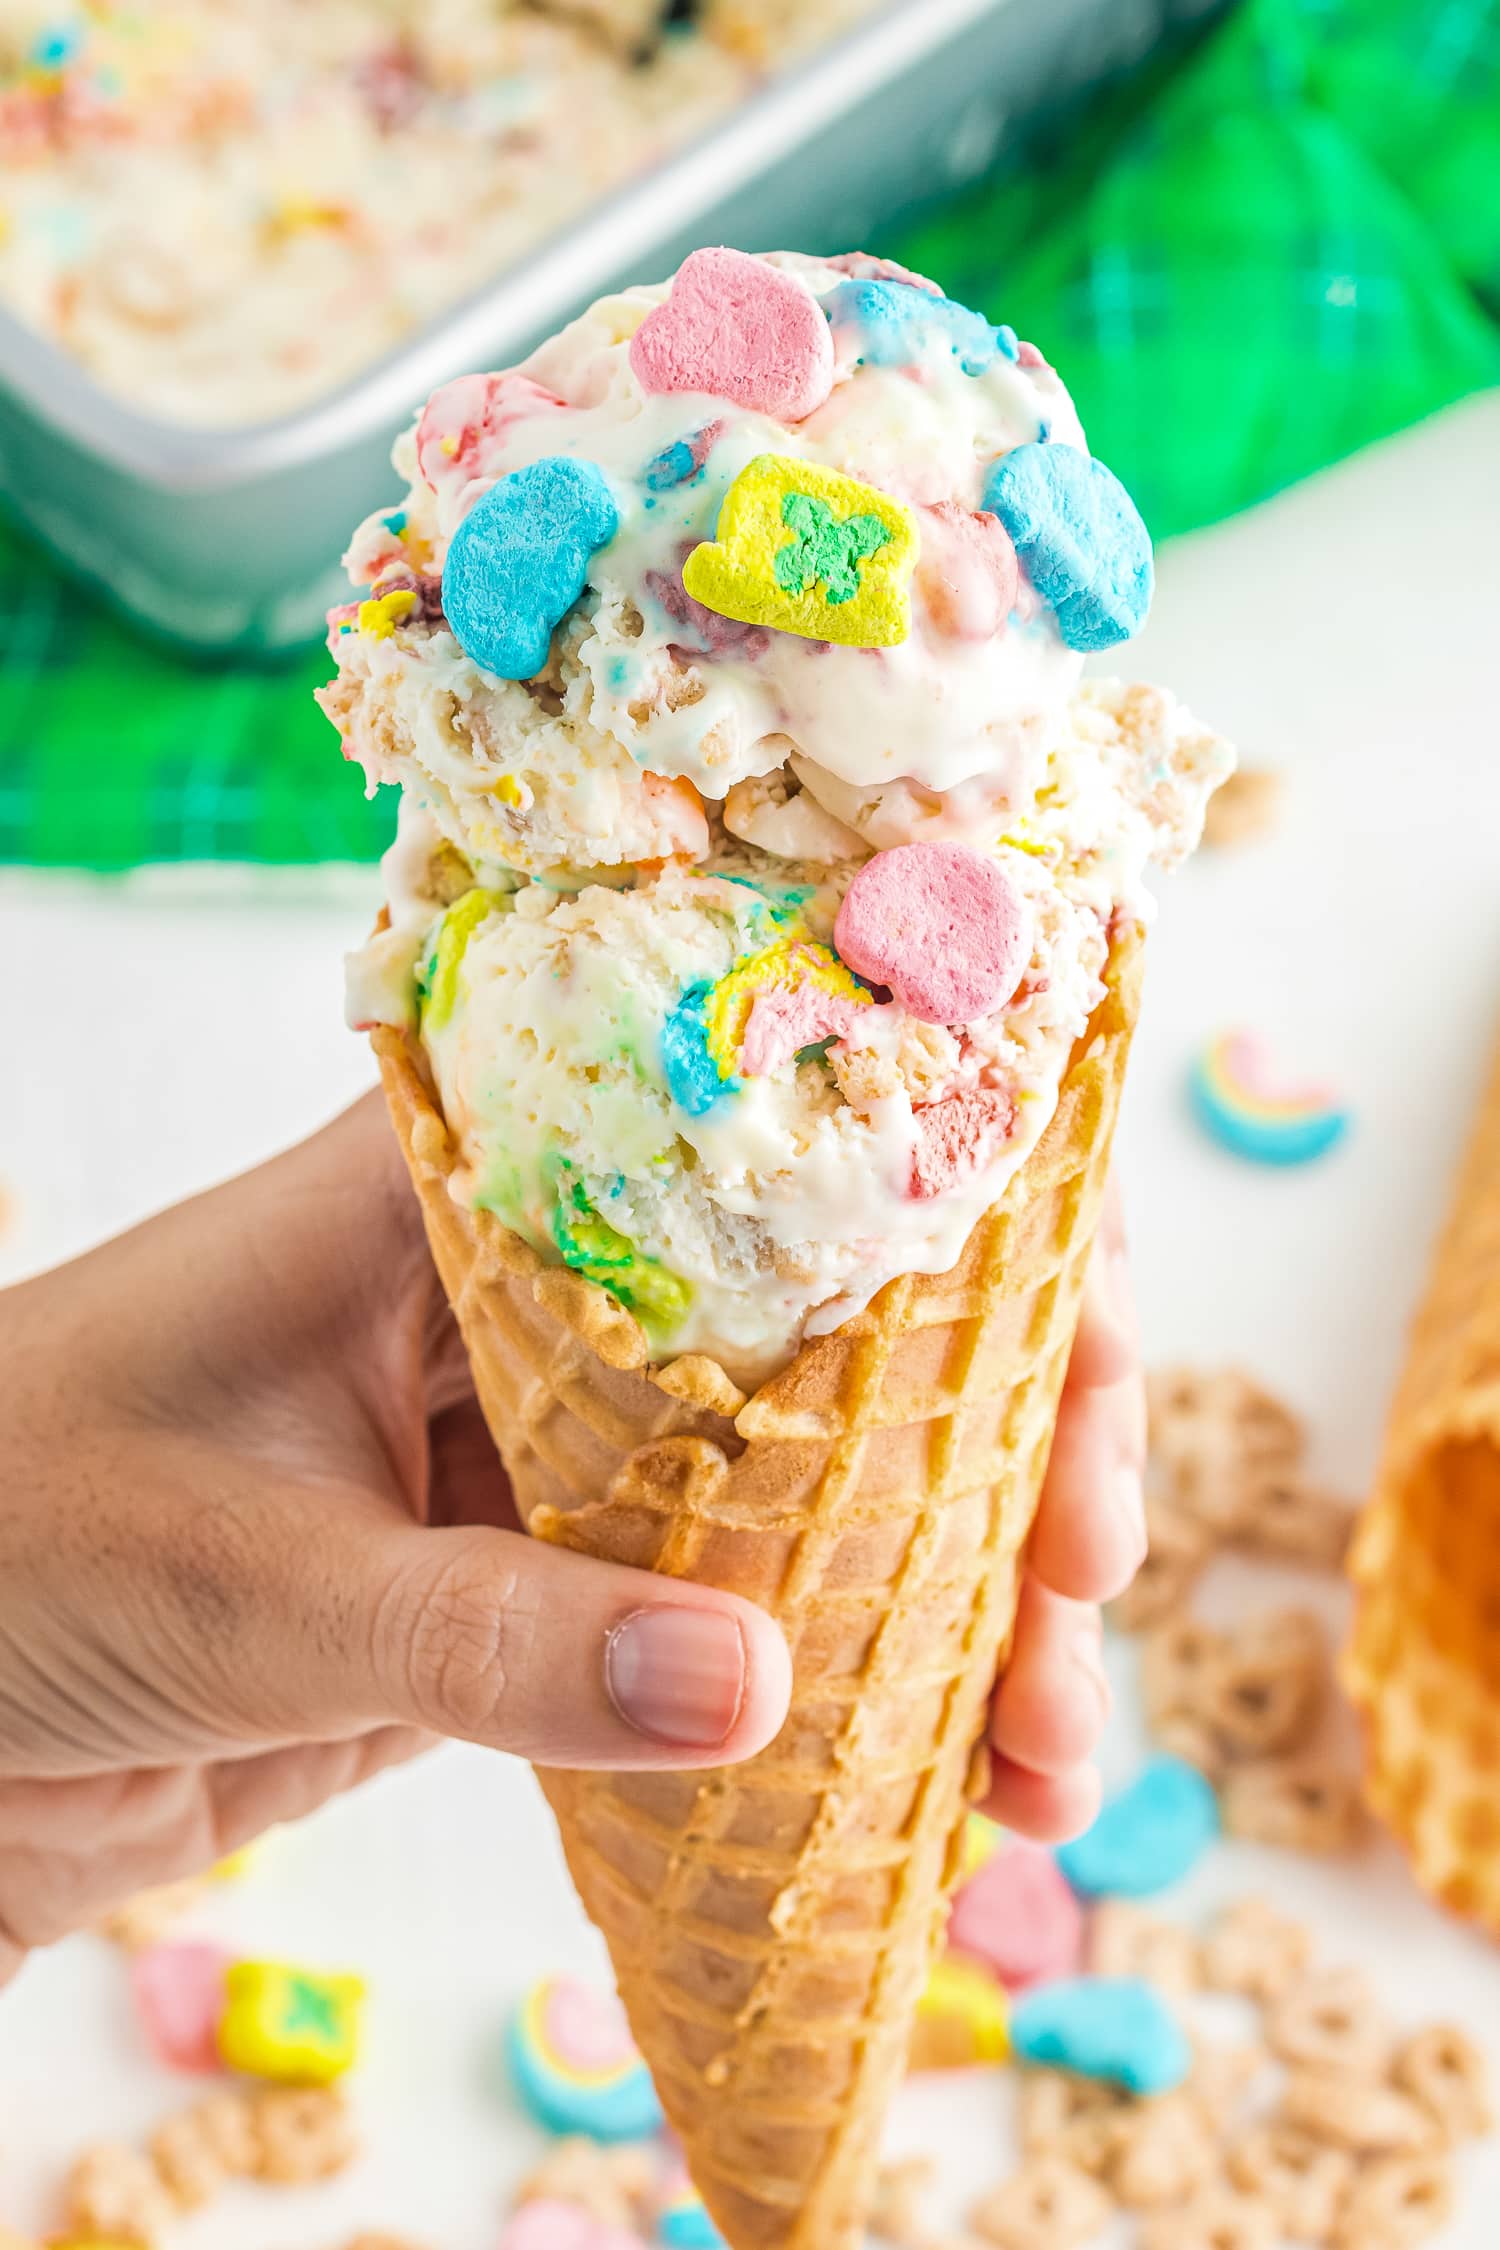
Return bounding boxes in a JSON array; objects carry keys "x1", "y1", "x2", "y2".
[{"x1": 3, "y1": 0, "x2": 1496, "y2": 868}]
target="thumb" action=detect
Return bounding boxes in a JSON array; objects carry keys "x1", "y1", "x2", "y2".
[{"x1": 318, "y1": 1517, "x2": 793, "y2": 1770}]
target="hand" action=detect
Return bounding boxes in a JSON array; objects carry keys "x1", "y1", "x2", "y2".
[
  {"x1": 0, "y1": 1097, "x2": 792, "y2": 1983},
  {"x1": 0, "y1": 1101, "x2": 1140, "y2": 1979},
  {"x1": 980, "y1": 1176, "x2": 1146, "y2": 1840}
]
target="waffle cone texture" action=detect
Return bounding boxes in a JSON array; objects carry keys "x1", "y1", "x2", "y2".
[
  {"x1": 1343, "y1": 1015, "x2": 1500, "y2": 1936},
  {"x1": 373, "y1": 924, "x2": 1144, "y2": 2250}
]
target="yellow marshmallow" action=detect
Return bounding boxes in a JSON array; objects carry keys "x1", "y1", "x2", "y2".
[
  {"x1": 218, "y1": 1960, "x2": 365, "y2": 2085},
  {"x1": 909, "y1": 1955, "x2": 1010, "y2": 2071},
  {"x1": 683, "y1": 454, "x2": 917, "y2": 648}
]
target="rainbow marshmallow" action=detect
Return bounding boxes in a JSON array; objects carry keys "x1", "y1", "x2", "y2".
[
  {"x1": 1191, "y1": 1030, "x2": 1350, "y2": 1166},
  {"x1": 655, "y1": 2150, "x2": 726, "y2": 2248},
  {"x1": 507, "y1": 1976, "x2": 663, "y2": 2142}
]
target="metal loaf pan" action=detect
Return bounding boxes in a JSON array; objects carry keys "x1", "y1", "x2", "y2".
[{"x1": 0, "y1": 0, "x2": 1205, "y2": 654}]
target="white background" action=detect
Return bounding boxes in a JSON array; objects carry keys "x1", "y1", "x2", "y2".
[{"x1": 2, "y1": 394, "x2": 1499, "y2": 2245}]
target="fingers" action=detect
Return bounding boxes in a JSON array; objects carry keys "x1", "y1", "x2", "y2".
[
  {"x1": 1027, "y1": 1187, "x2": 1147, "y2": 1605},
  {"x1": 333, "y1": 1518, "x2": 793, "y2": 1771},
  {"x1": 1028, "y1": 1376, "x2": 1147, "y2": 1602},
  {"x1": 984, "y1": 1578, "x2": 1110, "y2": 1843},
  {"x1": 976, "y1": 1754, "x2": 1103, "y2": 1843},
  {"x1": 990, "y1": 1576, "x2": 1109, "y2": 1776},
  {"x1": 1062, "y1": 1173, "x2": 1135, "y2": 1390},
  {"x1": 205, "y1": 1725, "x2": 433, "y2": 1854}
]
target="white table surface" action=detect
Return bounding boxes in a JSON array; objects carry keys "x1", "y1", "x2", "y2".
[{"x1": 2, "y1": 394, "x2": 1499, "y2": 2246}]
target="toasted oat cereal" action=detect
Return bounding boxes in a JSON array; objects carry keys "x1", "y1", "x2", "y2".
[
  {"x1": 1142, "y1": 1612, "x2": 1327, "y2": 1765},
  {"x1": 1107, "y1": 1491, "x2": 1210, "y2": 1632},
  {"x1": 1201, "y1": 766, "x2": 1283, "y2": 848},
  {"x1": 1188, "y1": 2040, "x2": 1269, "y2": 2131},
  {"x1": 1265, "y1": 1965, "x2": 1389, "y2": 2079},
  {"x1": 1202, "y1": 1609, "x2": 1328, "y2": 1761},
  {"x1": 1282, "y1": 2071, "x2": 1436, "y2": 2155},
  {"x1": 1200, "y1": 1897, "x2": 1313, "y2": 2004},
  {"x1": 248, "y1": 2085, "x2": 356, "y2": 2185},
  {"x1": 1108, "y1": 2090, "x2": 1216, "y2": 2208},
  {"x1": 868, "y1": 2156, "x2": 937, "y2": 2249},
  {"x1": 1392, "y1": 2024, "x2": 1493, "y2": 2144},
  {"x1": 151, "y1": 2099, "x2": 245, "y2": 2212},
  {"x1": 1137, "y1": 2185, "x2": 1278, "y2": 2250},
  {"x1": 1150, "y1": 1707, "x2": 1230, "y2": 1783},
  {"x1": 1226, "y1": 2120, "x2": 1352, "y2": 2243},
  {"x1": 1147, "y1": 1366, "x2": 1303, "y2": 1538},
  {"x1": 1232, "y1": 1474, "x2": 1356, "y2": 1569},
  {"x1": 515, "y1": 2139, "x2": 652, "y2": 2230},
  {"x1": 968, "y1": 2156, "x2": 1112, "y2": 2249},
  {"x1": 94, "y1": 1876, "x2": 211, "y2": 1952},
  {"x1": 60, "y1": 2146, "x2": 174, "y2": 2244},
  {"x1": 1016, "y1": 2068, "x2": 1132, "y2": 2177},
  {"x1": 1088, "y1": 1901, "x2": 1200, "y2": 1996},
  {"x1": 1332, "y1": 2152, "x2": 1453, "y2": 2248},
  {"x1": 1220, "y1": 1759, "x2": 1364, "y2": 1855}
]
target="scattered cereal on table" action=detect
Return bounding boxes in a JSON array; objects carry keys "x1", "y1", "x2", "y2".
[
  {"x1": 1226, "y1": 2117, "x2": 1354, "y2": 2241},
  {"x1": 1107, "y1": 2089, "x2": 1217, "y2": 2208},
  {"x1": 1200, "y1": 1898, "x2": 1312, "y2": 2003},
  {"x1": 967, "y1": 2154, "x2": 1113, "y2": 2249},
  {"x1": 868, "y1": 2156, "x2": 936, "y2": 2248},
  {"x1": 1332, "y1": 2151, "x2": 1454, "y2": 2249},
  {"x1": 1201, "y1": 765, "x2": 1284, "y2": 848},
  {"x1": 1087, "y1": 1900, "x2": 1200, "y2": 1996},
  {"x1": 244, "y1": 2083, "x2": 356, "y2": 2184},
  {"x1": 1282, "y1": 2069, "x2": 1437, "y2": 2154},
  {"x1": 1393, "y1": 2023, "x2": 1494, "y2": 2143},
  {"x1": 60, "y1": 2148, "x2": 173, "y2": 2246},
  {"x1": 516, "y1": 2139, "x2": 652, "y2": 2231},
  {"x1": 1265, "y1": 1963, "x2": 1390, "y2": 2079},
  {"x1": 1137, "y1": 2185, "x2": 1279, "y2": 2250},
  {"x1": 1220, "y1": 1757, "x2": 1365, "y2": 1855}
]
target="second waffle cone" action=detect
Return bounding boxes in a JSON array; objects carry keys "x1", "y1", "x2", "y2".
[{"x1": 374, "y1": 924, "x2": 1144, "y2": 2250}]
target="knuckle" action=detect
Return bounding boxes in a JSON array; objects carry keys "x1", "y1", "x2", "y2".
[{"x1": 384, "y1": 1548, "x2": 525, "y2": 1741}]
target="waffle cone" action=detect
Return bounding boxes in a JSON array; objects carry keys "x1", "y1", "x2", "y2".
[
  {"x1": 1343, "y1": 1013, "x2": 1500, "y2": 1935},
  {"x1": 373, "y1": 924, "x2": 1144, "y2": 2249}
]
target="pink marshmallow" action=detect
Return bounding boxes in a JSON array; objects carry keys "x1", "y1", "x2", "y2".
[
  {"x1": 916, "y1": 501, "x2": 1020, "y2": 640},
  {"x1": 630, "y1": 249, "x2": 834, "y2": 423},
  {"x1": 948, "y1": 1840, "x2": 1084, "y2": 1991},
  {"x1": 740, "y1": 984, "x2": 871, "y2": 1078},
  {"x1": 417, "y1": 371, "x2": 568, "y2": 496},
  {"x1": 1016, "y1": 340, "x2": 1047, "y2": 368},
  {"x1": 908, "y1": 1086, "x2": 1016, "y2": 1199},
  {"x1": 834, "y1": 842, "x2": 1032, "y2": 1024},
  {"x1": 131, "y1": 1942, "x2": 230, "y2": 2074},
  {"x1": 500, "y1": 2200, "x2": 642, "y2": 2250}
]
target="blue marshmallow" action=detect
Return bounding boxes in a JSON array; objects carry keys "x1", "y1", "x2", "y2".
[
  {"x1": 822, "y1": 279, "x2": 1015, "y2": 378},
  {"x1": 1056, "y1": 1754, "x2": 1221, "y2": 1899},
  {"x1": 982, "y1": 441, "x2": 1153, "y2": 651},
  {"x1": 662, "y1": 983, "x2": 734, "y2": 1117},
  {"x1": 443, "y1": 455, "x2": 618, "y2": 679},
  {"x1": 1010, "y1": 1976, "x2": 1191, "y2": 2096}
]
